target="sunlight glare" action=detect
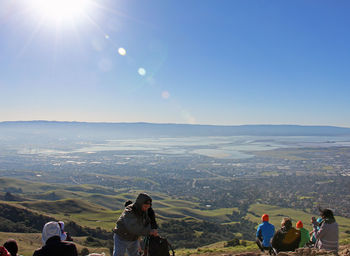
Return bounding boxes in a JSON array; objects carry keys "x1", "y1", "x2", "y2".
[{"x1": 28, "y1": 0, "x2": 93, "y2": 24}]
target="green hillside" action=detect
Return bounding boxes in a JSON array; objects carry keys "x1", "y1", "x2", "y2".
[{"x1": 1, "y1": 177, "x2": 350, "y2": 256}]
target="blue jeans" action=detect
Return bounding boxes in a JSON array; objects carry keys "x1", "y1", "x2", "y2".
[{"x1": 113, "y1": 234, "x2": 139, "y2": 256}]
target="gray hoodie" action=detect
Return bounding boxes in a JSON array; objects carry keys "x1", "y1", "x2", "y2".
[
  {"x1": 115, "y1": 193, "x2": 152, "y2": 241},
  {"x1": 313, "y1": 218, "x2": 339, "y2": 252}
]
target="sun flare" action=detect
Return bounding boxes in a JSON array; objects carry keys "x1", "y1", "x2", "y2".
[{"x1": 28, "y1": 0, "x2": 93, "y2": 25}]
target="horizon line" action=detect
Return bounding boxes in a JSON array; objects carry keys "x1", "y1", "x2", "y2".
[{"x1": 1, "y1": 120, "x2": 350, "y2": 129}]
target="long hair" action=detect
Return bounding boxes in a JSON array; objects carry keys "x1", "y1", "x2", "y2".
[{"x1": 319, "y1": 208, "x2": 335, "y2": 219}]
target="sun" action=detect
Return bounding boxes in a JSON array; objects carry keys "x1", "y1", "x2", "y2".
[{"x1": 28, "y1": 0, "x2": 94, "y2": 25}]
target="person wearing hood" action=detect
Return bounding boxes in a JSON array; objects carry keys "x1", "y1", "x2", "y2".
[
  {"x1": 113, "y1": 193, "x2": 158, "y2": 256},
  {"x1": 295, "y1": 221, "x2": 310, "y2": 248},
  {"x1": 33, "y1": 221, "x2": 78, "y2": 256},
  {"x1": 311, "y1": 208, "x2": 339, "y2": 252},
  {"x1": 271, "y1": 217, "x2": 300, "y2": 253},
  {"x1": 256, "y1": 214, "x2": 275, "y2": 253}
]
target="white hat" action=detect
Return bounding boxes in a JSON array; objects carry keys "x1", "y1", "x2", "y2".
[{"x1": 42, "y1": 221, "x2": 61, "y2": 244}]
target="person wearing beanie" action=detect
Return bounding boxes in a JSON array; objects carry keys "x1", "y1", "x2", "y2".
[
  {"x1": 295, "y1": 221, "x2": 310, "y2": 248},
  {"x1": 256, "y1": 214, "x2": 275, "y2": 253},
  {"x1": 113, "y1": 193, "x2": 158, "y2": 256},
  {"x1": 33, "y1": 221, "x2": 78, "y2": 256},
  {"x1": 3, "y1": 239, "x2": 18, "y2": 256},
  {"x1": 271, "y1": 217, "x2": 301, "y2": 253}
]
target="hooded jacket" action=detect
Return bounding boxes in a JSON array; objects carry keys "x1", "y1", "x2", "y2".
[
  {"x1": 313, "y1": 218, "x2": 338, "y2": 252},
  {"x1": 271, "y1": 226, "x2": 301, "y2": 252},
  {"x1": 115, "y1": 193, "x2": 153, "y2": 241}
]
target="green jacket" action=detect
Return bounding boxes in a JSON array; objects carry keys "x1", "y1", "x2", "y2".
[{"x1": 298, "y1": 227, "x2": 310, "y2": 248}]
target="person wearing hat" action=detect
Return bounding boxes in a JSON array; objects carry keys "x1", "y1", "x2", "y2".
[
  {"x1": 113, "y1": 193, "x2": 158, "y2": 256},
  {"x1": 271, "y1": 217, "x2": 300, "y2": 253},
  {"x1": 256, "y1": 214, "x2": 275, "y2": 253},
  {"x1": 33, "y1": 221, "x2": 78, "y2": 256},
  {"x1": 295, "y1": 221, "x2": 310, "y2": 248}
]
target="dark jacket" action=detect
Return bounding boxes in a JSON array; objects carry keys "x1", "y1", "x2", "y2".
[
  {"x1": 115, "y1": 193, "x2": 154, "y2": 241},
  {"x1": 271, "y1": 226, "x2": 301, "y2": 252},
  {"x1": 33, "y1": 236, "x2": 78, "y2": 256}
]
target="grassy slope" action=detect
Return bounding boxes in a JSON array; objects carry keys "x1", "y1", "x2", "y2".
[{"x1": 2, "y1": 178, "x2": 350, "y2": 256}]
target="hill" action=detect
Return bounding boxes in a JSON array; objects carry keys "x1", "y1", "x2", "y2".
[
  {"x1": 1, "y1": 121, "x2": 350, "y2": 138},
  {"x1": 1, "y1": 177, "x2": 350, "y2": 256}
]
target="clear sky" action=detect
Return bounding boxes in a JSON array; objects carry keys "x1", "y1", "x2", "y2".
[{"x1": 1, "y1": 0, "x2": 350, "y2": 127}]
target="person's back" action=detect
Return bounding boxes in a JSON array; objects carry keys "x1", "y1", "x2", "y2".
[
  {"x1": 256, "y1": 214, "x2": 275, "y2": 252},
  {"x1": 272, "y1": 218, "x2": 300, "y2": 253},
  {"x1": 33, "y1": 221, "x2": 78, "y2": 256},
  {"x1": 312, "y1": 209, "x2": 339, "y2": 252},
  {"x1": 295, "y1": 221, "x2": 310, "y2": 248},
  {"x1": 33, "y1": 236, "x2": 77, "y2": 256}
]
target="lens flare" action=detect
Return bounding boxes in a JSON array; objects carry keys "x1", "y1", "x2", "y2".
[
  {"x1": 118, "y1": 48, "x2": 126, "y2": 56},
  {"x1": 138, "y1": 68, "x2": 146, "y2": 76},
  {"x1": 161, "y1": 91, "x2": 170, "y2": 99}
]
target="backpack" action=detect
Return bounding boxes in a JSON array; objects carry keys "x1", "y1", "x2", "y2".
[{"x1": 144, "y1": 236, "x2": 175, "y2": 256}]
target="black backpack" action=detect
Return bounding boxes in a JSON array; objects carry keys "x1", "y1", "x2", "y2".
[{"x1": 144, "y1": 236, "x2": 175, "y2": 256}]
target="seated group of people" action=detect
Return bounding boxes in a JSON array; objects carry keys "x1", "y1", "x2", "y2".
[{"x1": 256, "y1": 208, "x2": 339, "y2": 255}]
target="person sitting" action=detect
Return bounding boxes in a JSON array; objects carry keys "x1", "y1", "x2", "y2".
[
  {"x1": 33, "y1": 221, "x2": 78, "y2": 256},
  {"x1": 271, "y1": 217, "x2": 300, "y2": 253},
  {"x1": 311, "y1": 208, "x2": 339, "y2": 252},
  {"x1": 256, "y1": 214, "x2": 275, "y2": 253},
  {"x1": 3, "y1": 239, "x2": 18, "y2": 256},
  {"x1": 295, "y1": 221, "x2": 310, "y2": 248},
  {"x1": 113, "y1": 193, "x2": 158, "y2": 256}
]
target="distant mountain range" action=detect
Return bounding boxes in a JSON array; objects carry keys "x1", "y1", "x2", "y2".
[{"x1": 1, "y1": 121, "x2": 350, "y2": 138}]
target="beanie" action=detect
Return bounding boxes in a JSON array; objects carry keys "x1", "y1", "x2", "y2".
[
  {"x1": 262, "y1": 214, "x2": 269, "y2": 222},
  {"x1": 296, "y1": 220, "x2": 303, "y2": 228}
]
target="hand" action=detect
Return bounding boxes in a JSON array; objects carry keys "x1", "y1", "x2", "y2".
[
  {"x1": 311, "y1": 217, "x2": 317, "y2": 225},
  {"x1": 150, "y1": 229, "x2": 159, "y2": 236}
]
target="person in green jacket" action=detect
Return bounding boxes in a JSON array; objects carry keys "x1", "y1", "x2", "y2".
[{"x1": 296, "y1": 221, "x2": 310, "y2": 248}]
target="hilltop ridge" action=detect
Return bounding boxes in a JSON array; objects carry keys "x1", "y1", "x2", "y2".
[{"x1": 1, "y1": 121, "x2": 350, "y2": 137}]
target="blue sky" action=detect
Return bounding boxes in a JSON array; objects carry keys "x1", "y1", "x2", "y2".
[{"x1": 1, "y1": 0, "x2": 350, "y2": 127}]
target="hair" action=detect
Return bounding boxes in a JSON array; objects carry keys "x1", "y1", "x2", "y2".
[
  {"x1": 281, "y1": 217, "x2": 292, "y2": 229},
  {"x1": 3, "y1": 239, "x2": 18, "y2": 256},
  {"x1": 319, "y1": 208, "x2": 334, "y2": 219},
  {"x1": 124, "y1": 200, "x2": 133, "y2": 207}
]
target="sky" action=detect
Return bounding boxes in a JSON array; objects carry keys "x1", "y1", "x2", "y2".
[{"x1": 0, "y1": 0, "x2": 350, "y2": 127}]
